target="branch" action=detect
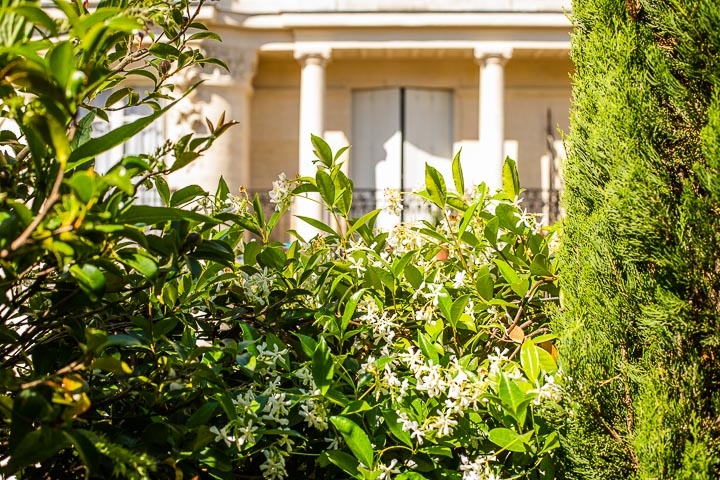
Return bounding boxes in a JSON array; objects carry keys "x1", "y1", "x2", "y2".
[{"x1": 0, "y1": 163, "x2": 65, "y2": 260}]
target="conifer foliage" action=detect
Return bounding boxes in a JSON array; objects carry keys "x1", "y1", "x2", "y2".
[{"x1": 557, "y1": 0, "x2": 720, "y2": 477}]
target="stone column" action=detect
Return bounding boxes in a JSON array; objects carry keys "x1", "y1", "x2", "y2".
[
  {"x1": 167, "y1": 45, "x2": 257, "y2": 195},
  {"x1": 475, "y1": 48, "x2": 512, "y2": 190},
  {"x1": 294, "y1": 47, "x2": 330, "y2": 241}
]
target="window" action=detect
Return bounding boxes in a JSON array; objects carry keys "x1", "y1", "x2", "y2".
[{"x1": 91, "y1": 90, "x2": 165, "y2": 206}]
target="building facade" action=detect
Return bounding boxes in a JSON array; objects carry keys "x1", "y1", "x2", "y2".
[
  {"x1": 137, "y1": 1, "x2": 573, "y2": 233},
  {"x1": 167, "y1": 0, "x2": 572, "y2": 233}
]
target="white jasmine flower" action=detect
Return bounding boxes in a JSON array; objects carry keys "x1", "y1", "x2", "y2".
[
  {"x1": 209, "y1": 425, "x2": 237, "y2": 448},
  {"x1": 378, "y1": 458, "x2": 401, "y2": 479},
  {"x1": 422, "y1": 282, "x2": 444, "y2": 306},
  {"x1": 276, "y1": 433, "x2": 295, "y2": 453},
  {"x1": 237, "y1": 420, "x2": 258, "y2": 447},
  {"x1": 348, "y1": 255, "x2": 366, "y2": 276},
  {"x1": 453, "y1": 270, "x2": 467, "y2": 289},
  {"x1": 531, "y1": 374, "x2": 562, "y2": 405},
  {"x1": 324, "y1": 435, "x2": 342, "y2": 450},
  {"x1": 459, "y1": 454, "x2": 499, "y2": 480},
  {"x1": 269, "y1": 172, "x2": 293, "y2": 211},
  {"x1": 431, "y1": 408, "x2": 458, "y2": 437},
  {"x1": 415, "y1": 361, "x2": 446, "y2": 398},
  {"x1": 299, "y1": 398, "x2": 329, "y2": 431},
  {"x1": 294, "y1": 364, "x2": 315, "y2": 389},
  {"x1": 383, "y1": 188, "x2": 403, "y2": 216},
  {"x1": 260, "y1": 448, "x2": 288, "y2": 479},
  {"x1": 256, "y1": 342, "x2": 288, "y2": 371},
  {"x1": 262, "y1": 391, "x2": 291, "y2": 419},
  {"x1": 397, "y1": 411, "x2": 425, "y2": 445}
]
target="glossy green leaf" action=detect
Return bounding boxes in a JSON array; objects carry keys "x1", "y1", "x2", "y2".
[
  {"x1": 311, "y1": 134, "x2": 333, "y2": 167},
  {"x1": 118, "y1": 205, "x2": 219, "y2": 226},
  {"x1": 494, "y1": 259, "x2": 521, "y2": 285},
  {"x1": 341, "y1": 289, "x2": 365, "y2": 331},
  {"x1": 424, "y1": 163, "x2": 447, "y2": 208},
  {"x1": 90, "y1": 356, "x2": 133, "y2": 375},
  {"x1": 149, "y1": 41, "x2": 181, "y2": 59},
  {"x1": 382, "y1": 409, "x2": 413, "y2": 447},
  {"x1": 2, "y1": 427, "x2": 69, "y2": 475},
  {"x1": 323, "y1": 450, "x2": 360, "y2": 479},
  {"x1": 540, "y1": 431, "x2": 560, "y2": 454},
  {"x1": 458, "y1": 200, "x2": 479, "y2": 238},
  {"x1": 118, "y1": 251, "x2": 158, "y2": 279},
  {"x1": 186, "y1": 402, "x2": 219, "y2": 429},
  {"x1": 316, "y1": 169, "x2": 335, "y2": 206},
  {"x1": 334, "y1": 170, "x2": 354, "y2": 216},
  {"x1": 330, "y1": 415, "x2": 373, "y2": 468},
  {"x1": 170, "y1": 185, "x2": 206, "y2": 207},
  {"x1": 451, "y1": 148, "x2": 464, "y2": 194},
  {"x1": 417, "y1": 332, "x2": 439, "y2": 365},
  {"x1": 341, "y1": 400, "x2": 373, "y2": 415},
  {"x1": 449, "y1": 295, "x2": 470, "y2": 329},
  {"x1": 498, "y1": 372, "x2": 529, "y2": 416},
  {"x1": 69, "y1": 263, "x2": 105, "y2": 300},
  {"x1": 484, "y1": 217, "x2": 499, "y2": 247},
  {"x1": 62, "y1": 429, "x2": 100, "y2": 476},
  {"x1": 396, "y1": 473, "x2": 429, "y2": 480},
  {"x1": 404, "y1": 264, "x2": 423, "y2": 289},
  {"x1": 520, "y1": 338, "x2": 541, "y2": 382},
  {"x1": 12, "y1": 5, "x2": 58, "y2": 35},
  {"x1": 488, "y1": 427, "x2": 528, "y2": 453},
  {"x1": 256, "y1": 246, "x2": 285, "y2": 270},
  {"x1": 312, "y1": 337, "x2": 334, "y2": 395},
  {"x1": 66, "y1": 171, "x2": 97, "y2": 203},
  {"x1": 295, "y1": 215, "x2": 337, "y2": 237},
  {"x1": 102, "y1": 167, "x2": 134, "y2": 195},
  {"x1": 346, "y1": 209, "x2": 380, "y2": 238},
  {"x1": 190, "y1": 240, "x2": 235, "y2": 265},
  {"x1": 47, "y1": 41, "x2": 73, "y2": 89},
  {"x1": 47, "y1": 115, "x2": 71, "y2": 164},
  {"x1": 530, "y1": 253, "x2": 554, "y2": 277},
  {"x1": 502, "y1": 157, "x2": 520, "y2": 197}
]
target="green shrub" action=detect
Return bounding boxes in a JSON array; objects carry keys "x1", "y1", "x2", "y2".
[{"x1": 0, "y1": 1, "x2": 563, "y2": 478}]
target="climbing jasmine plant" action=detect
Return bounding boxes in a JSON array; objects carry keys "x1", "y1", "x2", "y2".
[{"x1": 186, "y1": 136, "x2": 564, "y2": 479}]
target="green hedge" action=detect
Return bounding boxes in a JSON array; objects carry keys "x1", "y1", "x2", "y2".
[{"x1": 556, "y1": 0, "x2": 720, "y2": 478}]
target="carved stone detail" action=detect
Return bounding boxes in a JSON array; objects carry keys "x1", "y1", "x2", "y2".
[
  {"x1": 168, "y1": 65, "x2": 206, "y2": 138},
  {"x1": 200, "y1": 43, "x2": 258, "y2": 86}
]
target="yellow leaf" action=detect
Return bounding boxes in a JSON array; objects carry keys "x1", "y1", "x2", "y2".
[
  {"x1": 539, "y1": 341, "x2": 559, "y2": 360},
  {"x1": 508, "y1": 325, "x2": 525, "y2": 343},
  {"x1": 63, "y1": 392, "x2": 91, "y2": 420},
  {"x1": 62, "y1": 374, "x2": 86, "y2": 393}
]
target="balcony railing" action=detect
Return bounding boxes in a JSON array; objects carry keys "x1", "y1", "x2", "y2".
[{"x1": 248, "y1": 187, "x2": 561, "y2": 230}]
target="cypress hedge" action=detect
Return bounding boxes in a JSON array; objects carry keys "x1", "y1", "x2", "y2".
[{"x1": 556, "y1": 0, "x2": 720, "y2": 478}]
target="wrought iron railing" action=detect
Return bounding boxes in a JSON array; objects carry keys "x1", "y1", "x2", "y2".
[{"x1": 247, "y1": 187, "x2": 562, "y2": 227}]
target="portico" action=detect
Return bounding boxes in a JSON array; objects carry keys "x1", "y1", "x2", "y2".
[{"x1": 189, "y1": 3, "x2": 572, "y2": 236}]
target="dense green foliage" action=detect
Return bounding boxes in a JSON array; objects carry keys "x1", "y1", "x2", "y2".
[
  {"x1": 0, "y1": 1, "x2": 564, "y2": 478},
  {"x1": 556, "y1": 0, "x2": 720, "y2": 477}
]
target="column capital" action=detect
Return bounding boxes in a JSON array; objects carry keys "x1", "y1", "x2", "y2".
[
  {"x1": 199, "y1": 43, "x2": 258, "y2": 88},
  {"x1": 294, "y1": 46, "x2": 332, "y2": 67},
  {"x1": 473, "y1": 46, "x2": 513, "y2": 65}
]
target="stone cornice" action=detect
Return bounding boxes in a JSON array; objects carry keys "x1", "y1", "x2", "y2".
[{"x1": 231, "y1": 12, "x2": 571, "y2": 30}]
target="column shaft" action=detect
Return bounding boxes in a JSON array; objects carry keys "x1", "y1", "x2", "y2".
[
  {"x1": 294, "y1": 50, "x2": 329, "y2": 240},
  {"x1": 475, "y1": 49, "x2": 511, "y2": 190}
]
